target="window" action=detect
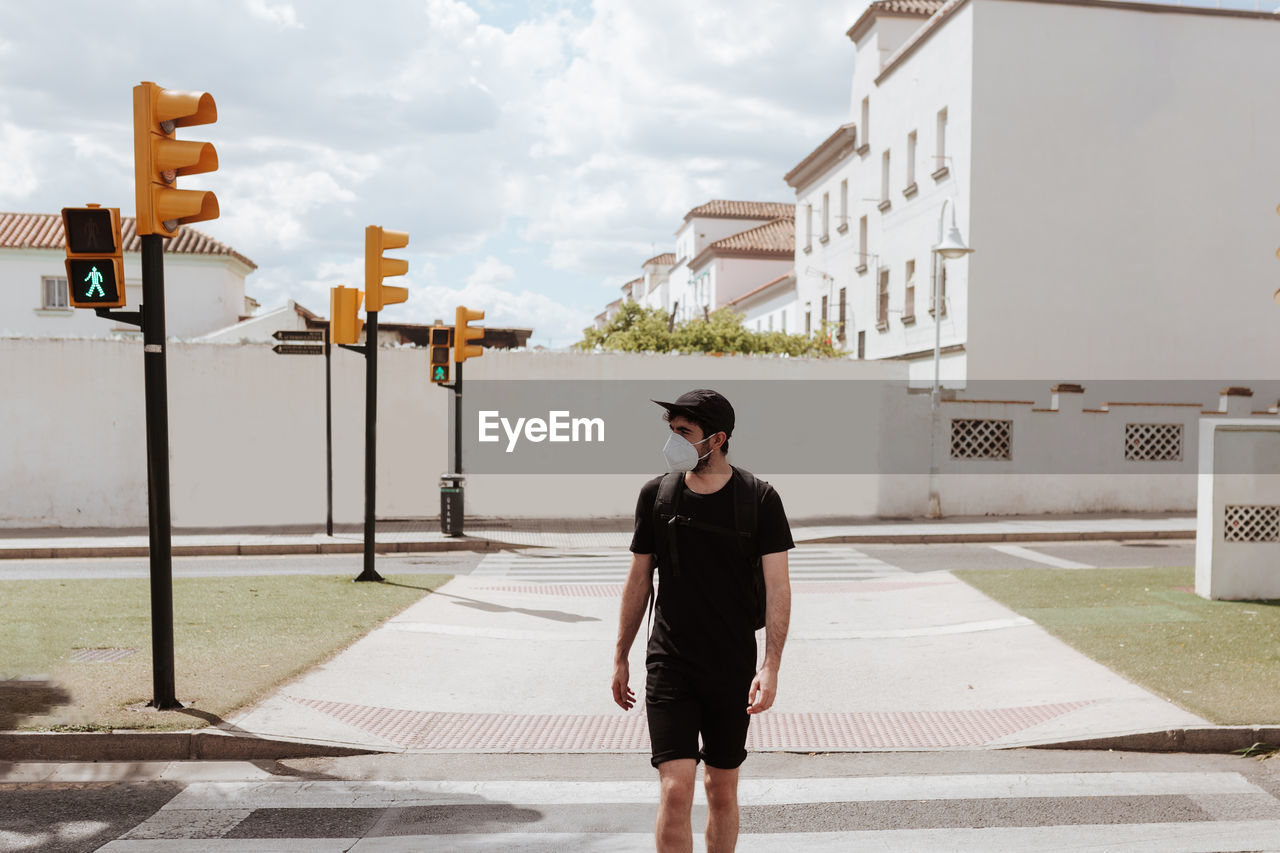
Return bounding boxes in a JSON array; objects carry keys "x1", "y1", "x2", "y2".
[
  {"x1": 858, "y1": 216, "x2": 868, "y2": 272},
  {"x1": 860, "y1": 97, "x2": 870, "y2": 152},
  {"x1": 820, "y1": 192, "x2": 829, "y2": 243},
  {"x1": 838, "y1": 179, "x2": 849, "y2": 232},
  {"x1": 931, "y1": 263, "x2": 948, "y2": 317},
  {"x1": 768, "y1": 315, "x2": 774, "y2": 332},
  {"x1": 781, "y1": 313, "x2": 786, "y2": 334},
  {"x1": 934, "y1": 108, "x2": 949, "y2": 179},
  {"x1": 904, "y1": 260, "x2": 916, "y2": 321},
  {"x1": 41, "y1": 276, "x2": 69, "y2": 310},
  {"x1": 821, "y1": 295, "x2": 829, "y2": 334},
  {"x1": 857, "y1": 330, "x2": 866, "y2": 359},
  {"x1": 804, "y1": 203, "x2": 813, "y2": 252},
  {"x1": 877, "y1": 268, "x2": 889, "y2": 329},
  {"x1": 838, "y1": 287, "x2": 847, "y2": 342},
  {"x1": 879, "y1": 150, "x2": 891, "y2": 210},
  {"x1": 805, "y1": 309, "x2": 811, "y2": 335},
  {"x1": 906, "y1": 130, "x2": 917, "y2": 190}
]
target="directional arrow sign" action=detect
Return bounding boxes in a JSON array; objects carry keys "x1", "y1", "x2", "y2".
[
  {"x1": 272, "y1": 343, "x2": 324, "y2": 356},
  {"x1": 273, "y1": 329, "x2": 325, "y2": 342}
]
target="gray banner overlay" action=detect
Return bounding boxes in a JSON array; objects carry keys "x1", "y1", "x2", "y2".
[{"x1": 455, "y1": 380, "x2": 1280, "y2": 475}]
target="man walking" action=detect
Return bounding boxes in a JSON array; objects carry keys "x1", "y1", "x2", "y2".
[{"x1": 612, "y1": 389, "x2": 793, "y2": 853}]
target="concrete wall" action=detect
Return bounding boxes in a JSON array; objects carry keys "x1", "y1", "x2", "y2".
[{"x1": 9, "y1": 338, "x2": 1280, "y2": 528}]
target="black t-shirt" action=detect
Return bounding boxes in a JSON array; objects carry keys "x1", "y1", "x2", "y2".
[{"x1": 630, "y1": 468, "x2": 794, "y2": 681}]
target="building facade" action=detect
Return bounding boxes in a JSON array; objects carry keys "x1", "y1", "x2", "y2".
[
  {"x1": 789, "y1": 0, "x2": 1280, "y2": 383},
  {"x1": 0, "y1": 212, "x2": 257, "y2": 340}
]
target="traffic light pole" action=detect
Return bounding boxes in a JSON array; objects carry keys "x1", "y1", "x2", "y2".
[
  {"x1": 140, "y1": 234, "x2": 180, "y2": 710},
  {"x1": 356, "y1": 311, "x2": 384, "y2": 582},
  {"x1": 454, "y1": 361, "x2": 463, "y2": 476}
]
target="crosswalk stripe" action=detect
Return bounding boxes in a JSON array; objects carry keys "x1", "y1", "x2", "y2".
[
  {"x1": 989, "y1": 543, "x2": 1095, "y2": 569},
  {"x1": 473, "y1": 546, "x2": 907, "y2": 583},
  {"x1": 152, "y1": 772, "x2": 1267, "y2": 811}
]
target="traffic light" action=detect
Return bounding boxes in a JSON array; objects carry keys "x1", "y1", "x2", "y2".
[
  {"x1": 133, "y1": 81, "x2": 219, "y2": 238},
  {"x1": 455, "y1": 306, "x2": 485, "y2": 363},
  {"x1": 331, "y1": 286, "x2": 364, "y2": 345},
  {"x1": 61, "y1": 205, "x2": 126, "y2": 308},
  {"x1": 429, "y1": 325, "x2": 453, "y2": 383},
  {"x1": 364, "y1": 225, "x2": 409, "y2": 312}
]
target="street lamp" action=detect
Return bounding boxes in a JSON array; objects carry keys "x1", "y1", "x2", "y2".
[{"x1": 928, "y1": 197, "x2": 973, "y2": 518}]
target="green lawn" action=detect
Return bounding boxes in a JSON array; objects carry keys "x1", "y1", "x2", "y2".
[
  {"x1": 0, "y1": 573, "x2": 449, "y2": 731},
  {"x1": 955, "y1": 566, "x2": 1280, "y2": 725}
]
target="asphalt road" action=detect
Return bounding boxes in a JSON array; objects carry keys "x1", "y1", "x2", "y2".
[
  {"x1": 0, "y1": 539, "x2": 1195, "y2": 581},
  {"x1": 9, "y1": 749, "x2": 1280, "y2": 852}
]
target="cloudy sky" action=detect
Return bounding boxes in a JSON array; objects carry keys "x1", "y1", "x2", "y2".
[{"x1": 0, "y1": 0, "x2": 870, "y2": 346}]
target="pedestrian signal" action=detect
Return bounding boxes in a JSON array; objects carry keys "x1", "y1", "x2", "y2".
[
  {"x1": 61, "y1": 206, "x2": 126, "y2": 308},
  {"x1": 429, "y1": 325, "x2": 452, "y2": 384}
]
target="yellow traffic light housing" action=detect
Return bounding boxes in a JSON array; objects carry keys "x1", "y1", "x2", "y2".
[
  {"x1": 61, "y1": 205, "x2": 126, "y2": 308},
  {"x1": 331, "y1": 286, "x2": 364, "y2": 345},
  {"x1": 429, "y1": 325, "x2": 453, "y2": 383},
  {"x1": 455, "y1": 306, "x2": 485, "y2": 363},
  {"x1": 364, "y1": 226, "x2": 409, "y2": 312},
  {"x1": 133, "y1": 81, "x2": 219, "y2": 238}
]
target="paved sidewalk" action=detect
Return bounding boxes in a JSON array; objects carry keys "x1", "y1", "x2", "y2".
[
  {"x1": 0, "y1": 512, "x2": 1196, "y2": 559},
  {"x1": 225, "y1": 555, "x2": 1207, "y2": 755}
]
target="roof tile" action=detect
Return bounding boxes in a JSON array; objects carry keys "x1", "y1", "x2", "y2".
[
  {"x1": 0, "y1": 212, "x2": 257, "y2": 270},
  {"x1": 684, "y1": 200, "x2": 795, "y2": 222},
  {"x1": 707, "y1": 216, "x2": 795, "y2": 255}
]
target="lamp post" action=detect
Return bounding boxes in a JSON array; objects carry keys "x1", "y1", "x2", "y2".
[{"x1": 928, "y1": 197, "x2": 973, "y2": 518}]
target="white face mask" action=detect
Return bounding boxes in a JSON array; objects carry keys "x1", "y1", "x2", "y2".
[{"x1": 663, "y1": 432, "x2": 715, "y2": 473}]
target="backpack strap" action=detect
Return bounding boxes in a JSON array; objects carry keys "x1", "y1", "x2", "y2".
[
  {"x1": 647, "y1": 472, "x2": 683, "y2": 639},
  {"x1": 731, "y1": 466, "x2": 761, "y2": 559}
]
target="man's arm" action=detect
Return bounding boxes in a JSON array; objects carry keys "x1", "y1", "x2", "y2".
[
  {"x1": 612, "y1": 551, "x2": 654, "y2": 710},
  {"x1": 747, "y1": 550, "x2": 790, "y2": 714}
]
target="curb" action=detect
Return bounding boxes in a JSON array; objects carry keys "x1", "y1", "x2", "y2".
[
  {"x1": 1027, "y1": 726, "x2": 1280, "y2": 754},
  {"x1": 0, "y1": 730, "x2": 387, "y2": 762},
  {"x1": 0, "y1": 529, "x2": 1196, "y2": 560}
]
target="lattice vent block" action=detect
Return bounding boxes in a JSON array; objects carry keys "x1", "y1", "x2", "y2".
[
  {"x1": 1224, "y1": 504, "x2": 1280, "y2": 543},
  {"x1": 950, "y1": 419, "x2": 1012, "y2": 460},
  {"x1": 1125, "y1": 423, "x2": 1183, "y2": 462}
]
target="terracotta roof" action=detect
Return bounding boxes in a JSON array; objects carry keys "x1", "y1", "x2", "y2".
[
  {"x1": 708, "y1": 217, "x2": 795, "y2": 254},
  {"x1": 643, "y1": 252, "x2": 676, "y2": 267},
  {"x1": 683, "y1": 200, "x2": 795, "y2": 223},
  {"x1": 847, "y1": 0, "x2": 945, "y2": 42},
  {"x1": 0, "y1": 212, "x2": 257, "y2": 270},
  {"x1": 688, "y1": 217, "x2": 795, "y2": 270},
  {"x1": 621, "y1": 276, "x2": 643, "y2": 293}
]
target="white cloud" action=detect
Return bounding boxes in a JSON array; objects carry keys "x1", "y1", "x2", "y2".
[
  {"x1": 0, "y1": 123, "x2": 40, "y2": 201},
  {"x1": 246, "y1": 0, "x2": 303, "y2": 29}
]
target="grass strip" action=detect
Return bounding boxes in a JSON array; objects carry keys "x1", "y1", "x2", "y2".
[
  {"x1": 1, "y1": 573, "x2": 449, "y2": 731},
  {"x1": 954, "y1": 566, "x2": 1280, "y2": 725}
]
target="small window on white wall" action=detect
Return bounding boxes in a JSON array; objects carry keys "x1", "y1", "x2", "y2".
[
  {"x1": 839, "y1": 179, "x2": 848, "y2": 231},
  {"x1": 821, "y1": 192, "x2": 829, "y2": 242},
  {"x1": 860, "y1": 97, "x2": 870, "y2": 149},
  {"x1": 805, "y1": 204, "x2": 813, "y2": 251},
  {"x1": 935, "y1": 108, "x2": 949, "y2": 178},
  {"x1": 906, "y1": 131, "x2": 917, "y2": 187},
  {"x1": 41, "y1": 276, "x2": 69, "y2": 310},
  {"x1": 880, "y1": 151, "x2": 890, "y2": 205}
]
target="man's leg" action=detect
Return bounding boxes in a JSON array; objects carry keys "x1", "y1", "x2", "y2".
[
  {"x1": 656, "y1": 758, "x2": 697, "y2": 853},
  {"x1": 703, "y1": 764, "x2": 741, "y2": 852}
]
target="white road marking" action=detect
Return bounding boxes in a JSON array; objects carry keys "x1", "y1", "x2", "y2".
[{"x1": 989, "y1": 544, "x2": 1095, "y2": 569}]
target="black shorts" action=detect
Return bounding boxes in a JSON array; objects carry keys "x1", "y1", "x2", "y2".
[{"x1": 645, "y1": 664, "x2": 753, "y2": 769}]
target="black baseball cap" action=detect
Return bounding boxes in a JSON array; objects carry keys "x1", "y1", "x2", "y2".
[{"x1": 652, "y1": 389, "x2": 735, "y2": 437}]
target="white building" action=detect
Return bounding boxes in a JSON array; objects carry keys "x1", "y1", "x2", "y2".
[
  {"x1": 0, "y1": 212, "x2": 257, "y2": 340},
  {"x1": 788, "y1": 0, "x2": 1280, "y2": 382}
]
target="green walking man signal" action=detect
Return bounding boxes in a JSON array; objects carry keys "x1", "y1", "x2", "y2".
[{"x1": 61, "y1": 205, "x2": 126, "y2": 308}]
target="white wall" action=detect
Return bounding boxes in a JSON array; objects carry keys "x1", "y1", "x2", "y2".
[
  {"x1": 968, "y1": 0, "x2": 1280, "y2": 380},
  {"x1": 1, "y1": 248, "x2": 252, "y2": 340}
]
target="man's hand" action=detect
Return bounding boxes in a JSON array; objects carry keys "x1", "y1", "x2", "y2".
[
  {"x1": 612, "y1": 659, "x2": 636, "y2": 710},
  {"x1": 747, "y1": 665, "x2": 777, "y2": 714}
]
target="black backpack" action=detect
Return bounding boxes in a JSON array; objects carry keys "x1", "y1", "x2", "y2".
[{"x1": 650, "y1": 465, "x2": 768, "y2": 630}]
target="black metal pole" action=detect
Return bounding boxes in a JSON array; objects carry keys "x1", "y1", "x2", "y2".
[
  {"x1": 141, "y1": 234, "x2": 179, "y2": 710},
  {"x1": 454, "y1": 361, "x2": 463, "y2": 475},
  {"x1": 356, "y1": 311, "x2": 383, "y2": 582},
  {"x1": 325, "y1": 326, "x2": 333, "y2": 538}
]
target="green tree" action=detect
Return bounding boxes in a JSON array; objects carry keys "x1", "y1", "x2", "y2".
[{"x1": 578, "y1": 302, "x2": 842, "y2": 358}]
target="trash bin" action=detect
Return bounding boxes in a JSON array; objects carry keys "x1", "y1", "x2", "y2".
[{"x1": 440, "y1": 474, "x2": 464, "y2": 537}]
